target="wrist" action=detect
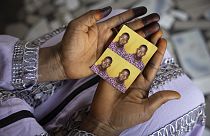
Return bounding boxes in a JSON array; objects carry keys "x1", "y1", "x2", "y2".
[
  {"x1": 38, "y1": 42, "x2": 67, "y2": 82},
  {"x1": 80, "y1": 115, "x2": 120, "y2": 136}
]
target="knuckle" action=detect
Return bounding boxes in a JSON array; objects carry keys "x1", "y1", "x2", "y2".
[{"x1": 118, "y1": 15, "x2": 126, "y2": 24}]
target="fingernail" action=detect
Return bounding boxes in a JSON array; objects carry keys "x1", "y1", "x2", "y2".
[
  {"x1": 175, "y1": 92, "x2": 181, "y2": 99},
  {"x1": 100, "y1": 6, "x2": 112, "y2": 17},
  {"x1": 132, "y1": 6, "x2": 147, "y2": 17}
]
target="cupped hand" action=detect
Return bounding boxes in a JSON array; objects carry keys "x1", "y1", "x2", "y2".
[
  {"x1": 80, "y1": 30, "x2": 181, "y2": 136},
  {"x1": 60, "y1": 6, "x2": 160, "y2": 79}
]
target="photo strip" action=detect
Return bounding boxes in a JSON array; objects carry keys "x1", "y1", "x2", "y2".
[
  {"x1": 91, "y1": 25, "x2": 157, "y2": 93},
  {"x1": 91, "y1": 49, "x2": 140, "y2": 93},
  {"x1": 109, "y1": 25, "x2": 157, "y2": 70}
]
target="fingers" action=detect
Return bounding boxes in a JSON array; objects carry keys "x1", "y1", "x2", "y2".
[
  {"x1": 69, "y1": 6, "x2": 112, "y2": 29},
  {"x1": 150, "y1": 30, "x2": 163, "y2": 45},
  {"x1": 142, "y1": 38, "x2": 167, "y2": 82},
  {"x1": 98, "y1": 6, "x2": 113, "y2": 19},
  {"x1": 103, "y1": 6, "x2": 147, "y2": 28},
  {"x1": 126, "y1": 13, "x2": 160, "y2": 31},
  {"x1": 147, "y1": 90, "x2": 181, "y2": 113},
  {"x1": 136, "y1": 22, "x2": 160, "y2": 38}
]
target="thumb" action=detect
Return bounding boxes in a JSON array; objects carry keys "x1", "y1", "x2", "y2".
[
  {"x1": 74, "y1": 6, "x2": 112, "y2": 27},
  {"x1": 147, "y1": 90, "x2": 181, "y2": 113}
]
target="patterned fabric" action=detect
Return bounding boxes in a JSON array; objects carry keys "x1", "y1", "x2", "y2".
[
  {"x1": 0, "y1": 25, "x2": 67, "y2": 107},
  {"x1": 49, "y1": 105, "x2": 91, "y2": 136},
  {"x1": 126, "y1": 54, "x2": 145, "y2": 70},
  {"x1": 108, "y1": 42, "x2": 127, "y2": 57},
  {"x1": 50, "y1": 103, "x2": 206, "y2": 136},
  {"x1": 150, "y1": 58, "x2": 185, "y2": 90},
  {"x1": 90, "y1": 65, "x2": 109, "y2": 80},
  {"x1": 50, "y1": 101, "x2": 206, "y2": 136},
  {"x1": 12, "y1": 40, "x2": 39, "y2": 89},
  {"x1": 67, "y1": 129, "x2": 95, "y2": 136},
  {"x1": 0, "y1": 81, "x2": 63, "y2": 108},
  {"x1": 12, "y1": 25, "x2": 66, "y2": 90},
  {"x1": 107, "y1": 77, "x2": 127, "y2": 93},
  {"x1": 150, "y1": 103, "x2": 206, "y2": 136}
]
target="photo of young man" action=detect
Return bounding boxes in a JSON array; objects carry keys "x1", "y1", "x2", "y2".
[
  {"x1": 108, "y1": 32, "x2": 130, "y2": 57},
  {"x1": 107, "y1": 69, "x2": 130, "y2": 93},
  {"x1": 91, "y1": 56, "x2": 113, "y2": 79},
  {"x1": 126, "y1": 45, "x2": 148, "y2": 70}
]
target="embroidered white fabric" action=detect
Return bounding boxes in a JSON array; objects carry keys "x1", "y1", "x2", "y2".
[
  {"x1": 149, "y1": 103, "x2": 206, "y2": 136},
  {"x1": 12, "y1": 40, "x2": 39, "y2": 89}
]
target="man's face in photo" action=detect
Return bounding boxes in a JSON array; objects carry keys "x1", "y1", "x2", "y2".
[
  {"x1": 136, "y1": 46, "x2": 147, "y2": 58},
  {"x1": 118, "y1": 33, "x2": 129, "y2": 46},
  {"x1": 118, "y1": 70, "x2": 130, "y2": 82},
  {"x1": 101, "y1": 57, "x2": 112, "y2": 69}
]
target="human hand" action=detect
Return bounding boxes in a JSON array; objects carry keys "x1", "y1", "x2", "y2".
[
  {"x1": 59, "y1": 6, "x2": 161, "y2": 79},
  {"x1": 80, "y1": 31, "x2": 181, "y2": 136},
  {"x1": 38, "y1": 6, "x2": 160, "y2": 81}
]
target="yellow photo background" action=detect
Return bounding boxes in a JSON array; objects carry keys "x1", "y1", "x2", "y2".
[
  {"x1": 94, "y1": 49, "x2": 141, "y2": 89},
  {"x1": 113, "y1": 25, "x2": 157, "y2": 65}
]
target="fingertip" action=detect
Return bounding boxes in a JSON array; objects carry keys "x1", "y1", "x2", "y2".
[
  {"x1": 141, "y1": 6, "x2": 148, "y2": 13},
  {"x1": 158, "y1": 30, "x2": 163, "y2": 36},
  {"x1": 132, "y1": 6, "x2": 147, "y2": 17},
  {"x1": 154, "y1": 13, "x2": 160, "y2": 21},
  {"x1": 157, "y1": 38, "x2": 167, "y2": 46},
  {"x1": 143, "y1": 22, "x2": 160, "y2": 37},
  {"x1": 99, "y1": 6, "x2": 112, "y2": 19},
  {"x1": 151, "y1": 22, "x2": 160, "y2": 34},
  {"x1": 161, "y1": 38, "x2": 167, "y2": 43},
  {"x1": 156, "y1": 23, "x2": 160, "y2": 30},
  {"x1": 174, "y1": 91, "x2": 181, "y2": 99},
  {"x1": 150, "y1": 30, "x2": 163, "y2": 44},
  {"x1": 150, "y1": 13, "x2": 160, "y2": 21}
]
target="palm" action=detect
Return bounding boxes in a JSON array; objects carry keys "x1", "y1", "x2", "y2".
[
  {"x1": 109, "y1": 71, "x2": 157, "y2": 130},
  {"x1": 109, "y1": 97, "x2": 151, "y2": 130},
  {"x1": 61, "y1": 20, "x2": 115, "y2": 79},
  {"x1": 60, "y1": 6, "x2": 157, "y2": 79},
  {"x1": 90, "y1": 77, "x2": 154, "y2": 132},
  {"x1": 89, "y1": 38, "x2": 180, "y2": 133},
  {"x1": 70, "y1": 7, "x2": 181, "y2": 134}
]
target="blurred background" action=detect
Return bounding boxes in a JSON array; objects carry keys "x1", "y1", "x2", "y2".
[{"x1": 0, "y1": 0, "x2": 210, "y2": 135}]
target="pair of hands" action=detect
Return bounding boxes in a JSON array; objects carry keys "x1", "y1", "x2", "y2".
[{"x1": 38, "y1": 6, "x2": 180, "y2": 136}]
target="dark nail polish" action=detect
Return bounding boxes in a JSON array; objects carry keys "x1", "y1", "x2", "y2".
[
  {"x1": 132, "y1": 6, "x2": 147, "y2": 17},
  {"x1": 100, "y1": 6, "x2": 112, "y2": 17}
]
